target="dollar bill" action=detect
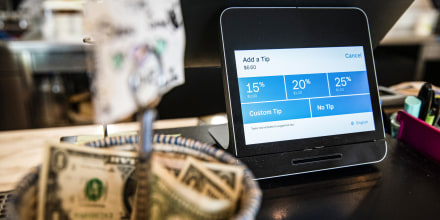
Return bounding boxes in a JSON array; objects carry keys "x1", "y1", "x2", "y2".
[
  {"x1": 149, "y1": 159, "x2": 234, "y2": 220},
  {"x1": 38, "y1": 143, "x2": 242, "y2": 220},
  {"x1": 38, "y1": 142, "x2": 138, "y2": 220},
  {"x1": 152, "y1": 153, "x2": 244, "y2": 198},
  {"x1": 178, "y1": 157, "x2": 236, "y2": 201},
  {"x1": 201, "y1": 161, "x2": 244, "y2": 199},
  {"x1": 152, "y1": 152, "x2": 187, "y2": 177}
]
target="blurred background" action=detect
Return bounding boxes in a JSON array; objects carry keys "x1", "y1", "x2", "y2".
[{"x1": 0, "y1": 0, "x2": 439, "y2": 131}]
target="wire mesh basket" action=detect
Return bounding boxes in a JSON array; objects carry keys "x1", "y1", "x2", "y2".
[{"x1": 9, "y1": 134, "x2": 262, "y2": 220}]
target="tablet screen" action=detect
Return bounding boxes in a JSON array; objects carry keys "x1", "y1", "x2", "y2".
[{"x1": 235, "y1": 46, "x2": 375, "y2": 145}]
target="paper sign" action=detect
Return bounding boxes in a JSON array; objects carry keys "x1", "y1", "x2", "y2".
[{"x1": 83, "y1": 0, "x2": 185, "y2": 123}]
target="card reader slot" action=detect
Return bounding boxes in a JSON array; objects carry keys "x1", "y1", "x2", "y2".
[{"x1": 291, "y1": 154, "x2": 342, "y2": 165}]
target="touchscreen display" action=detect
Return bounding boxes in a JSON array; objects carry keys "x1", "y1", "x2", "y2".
[{"x1": 235, "y1": 46, "x2": 376, "y2": 145}]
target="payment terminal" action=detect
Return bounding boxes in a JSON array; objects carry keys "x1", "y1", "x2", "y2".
[{"x1": 217, "y1": 7, "x2": 386, "y2": 179}]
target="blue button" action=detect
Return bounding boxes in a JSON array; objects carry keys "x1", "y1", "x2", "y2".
[
  {"x1": 328, "y1": 71, "x2": 370, "y2": 96},
  {"x1": 285, "y1": 73, "x2": 329, "y2": 99},
  {"x1": 241, "y1": 99, "x2": 311, "y2": 124},
  {"x1": 238, "y1": 76, "x2": 286, "y2": 103},
  {"x1": 310, "y1": 94, "x2": 373, "y2": 117}
]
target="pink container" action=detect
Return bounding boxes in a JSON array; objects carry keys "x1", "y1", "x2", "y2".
[{"x1": 397, "y1": 110, "x2": 440, "y2": 162}]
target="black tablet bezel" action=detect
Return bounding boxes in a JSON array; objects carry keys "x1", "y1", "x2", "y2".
[{"x1": 220, "y1": 7, "x2": 385, "y2": 157}]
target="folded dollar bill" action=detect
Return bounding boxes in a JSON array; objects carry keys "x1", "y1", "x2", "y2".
[{"x1": 149, "y1": 159, "x2": 235, "y2": 220}]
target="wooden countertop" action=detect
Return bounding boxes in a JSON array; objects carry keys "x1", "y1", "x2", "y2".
[{"x1": 0, "y1": 118, "x2": 199, "y2": 192}]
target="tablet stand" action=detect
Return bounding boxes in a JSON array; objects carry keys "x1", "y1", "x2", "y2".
[{"x1": 209, "y1": 124, "x2": 386, "y2": 179}]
